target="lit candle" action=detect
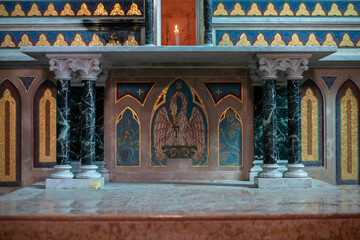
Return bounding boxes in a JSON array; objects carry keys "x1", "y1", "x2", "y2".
[{"x1": 174, "y1": 25, "x2": 180, "y2": 46}]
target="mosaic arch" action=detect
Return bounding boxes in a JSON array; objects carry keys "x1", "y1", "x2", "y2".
[
  {"x1": 151, "y1": 79, "x2": 208, "y2": 167},
  {"x1": 34, "y1": 80, "x2": 56, "y2": 168},
  {"x1": 116, "y1": 107, "x2": 140, "y2": 167},
  {"x1": 0, "y1": 80, "x2": 21, "y2": 186},
  {"x1": 336, "y1": 80, "x2": 360, "y2": 185},
  {"x1": 301, "y1": 80, "x2": 324, "y2": 166},
  {"x1": 218, "y1": 107, "x2": 243, "y2": 167}
]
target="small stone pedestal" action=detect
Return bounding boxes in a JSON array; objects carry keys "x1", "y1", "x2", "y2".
[
  {"x1": 45, "y1": 177, "x2": 104, "y2": 189},
  {"x1": 255, "y1": 177, "x2": 312, "y2": 188}
]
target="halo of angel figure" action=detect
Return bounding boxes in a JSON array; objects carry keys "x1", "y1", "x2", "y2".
[{"x1": 152, "y1": 82, "x2": 207, "y2": 166}]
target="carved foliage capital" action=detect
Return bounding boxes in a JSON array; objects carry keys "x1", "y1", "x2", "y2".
[
  {"x1": 280, "y1": 58, "x2": 309, "y2": 80},
  {"x1": 48, "y1": 58, "x2": 73, "y2": 80},
  {"x1": 257, "y1": 57, "x2": 286, "y2": 80},
  {"x1": 70, "y1": 58, "x2": 101, "y2": 81}
]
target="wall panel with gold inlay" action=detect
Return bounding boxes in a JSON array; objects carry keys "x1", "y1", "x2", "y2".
[
  {"x1": 34, "y1": 80, "x2": 56, "y2": 168},
  {"x1": 336, "y1": 80, "x2": 360, "y2": 185},
  {"x1": 0, "y1": 80, "x2": 21, "y2": 186}
]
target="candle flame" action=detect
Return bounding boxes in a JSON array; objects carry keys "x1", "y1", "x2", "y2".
[{"x1": 175, "y1": 25, "x2": 178, "y2": 31}]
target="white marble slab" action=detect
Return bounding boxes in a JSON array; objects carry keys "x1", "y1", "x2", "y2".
[
  {"x1": 45, "y1": 177, "x2": 104, "y2": 189},
  {"x1": 255, "y1": 177, "x2": 312, "y2": 188}
]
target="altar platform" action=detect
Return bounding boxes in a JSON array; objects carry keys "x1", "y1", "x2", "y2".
[{"x1": 0, "y1": 180, "x2": 359, "y2": 240}]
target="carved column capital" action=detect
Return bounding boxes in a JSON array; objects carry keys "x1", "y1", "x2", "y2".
[
  {"x1": 48, "y1": 57, "x2": 73, "y2": 80},
  {"x1": 257, "y1": 54, "x2": 287, "y2": 80},
  {"x1": 280, "y1": 57, "x2": 310, "y2": 80},
  {"x1": 70, "y1": 55, "x2": 102, "y2": 81}
]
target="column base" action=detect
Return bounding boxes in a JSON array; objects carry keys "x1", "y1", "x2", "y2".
[
  {"x1": 76, "y1": 165, "x2": 102, "y2": 179},
  {"x1": 46, "y1": 177, "x2": 104, "y2": 189},
  {"x1": 283, "y1": 164, "x2": 308, "y2": 178},
  {"x1": 277, "y1": 160, "x2": 289, "y2": 173},
  {"x1": 257, "y1": 164, "x2": 282, "y2": 178},
  {"x1": 95, "y1": 161, "x2": 110, "y2": 182},
  {"x1": 70, "y1": 161, "x2": 81, "y2": 174},
  {"x1": 249, "y1": 159, "x2": 263, "y2": 182},
  {"x1": 50, "y1": 165, "x2": 74, "y2": 179},
  {"x1": 255, "y1": 176, "x2": 312, "y2": 188}
]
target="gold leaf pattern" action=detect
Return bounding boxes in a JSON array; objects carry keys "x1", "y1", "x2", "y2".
[
  {"x1": 110, "y1": 3, "x2": 125, "y2": 16},
  {"x1": 214, "y1": 3, "x2": 228, "y2": 16},
  {"x1": 218, "y1": 33, "x2": 233, "y2": 46},
  {"x1": 288, "y1": 33, "x2": 303, "y2": 46},
  {"x1": 344, "y1": 3, "x2": 358, "y2": 16},
  {"x1": 94, "y1": 3, "x2": 108, "y2": 16},
  {"x1": 270, "y1": 33, "x2": 285, "y2": 46},
  {"x1": 328, "y1": 3, "x2": 342, "y2": 16},
  {"x1": 53, "y1": 33, "x2": 68, "y2": 46},
  {"x1": 77, "y1": 3, "x2": 91, "y2": 16},
  {"x1": 18, "y1": 34, "x2": 33, "y2": 47},
  {"x1": 106, "y1": 33, "x2": 121, "y2": 46},
  {"x1": 124, "y1": 35, "x2": 139, "y2": 46},
  {"x1": 0, "y1": 4, "x2": 9, "y2": 16},
  {"x1": 253, "y1": 33, "x2": 268, "y2": 46},
  {"x1": 339, "y1": 33, "x2": 354, "y2": 47},
  {"x1": 247, "y1": 3, "x2": 262, "y2": 16},
  {"x1": 36, "y1": 34, "x2": 51, "y2": 46},
  {"x1": 305, "y1": 33, "x2": 320, "y2": 46},
  {"x1": 311, "y1": 3, "x2": 326, "y2": 16},
  {"x1": 126, "y1": 3, "x2": 141, "y2": 15},
  {"x1": 0, "y1": 34, "x2": 15, "y2": 48},
  {"x1": 322, "y1": 33, "x2": 337, "y2": 46},
  {"x1": 264, "y1": 3, "x2": 278, "y2": 16},
  {"x1": 296, "y1": 3, "x2": 310, "y2": 16},
  {"x1": 280, "y1": 3, "x2": 294, "y2": 16},
  {"x1": 44, "y1": 3, "x2": 58, "y2": 16},
  {"x1": 89, "y1": 34, "x2": 104, "y2": 46},
  {"x1": 236, "y1": 33, "x2": 251, "y2": 46},
  {"x1": 28, "y1": 3, "x2": 41, "y2": 16},
  {"x1": 60, "y1": 3, "x2": 75, "y2": 16},
  {"x1": 70, "y1": 33, "x2": 86, "y2": 46},
  {"x1": 11, "y1": 3, "x2": 25, "y2": 16},
  {"x1": 230, "y1": 3, "x2": 245, "y2": 16}
]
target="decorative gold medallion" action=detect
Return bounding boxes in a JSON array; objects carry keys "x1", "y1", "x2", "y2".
[
  {"x1": 110, "y1": 3, "x2": 125, "y2": 16},
  {"x1": 230, "y1": 3, "x2": 245, "y2": 16},
  {"x1": 11, "y1": 3, "x2": 25, "y2": 16},
  {"x1": 344, "y1": 3, "x2": 358, "y2": 16},
  {"x1": 0, "y1": 34, "x2": 16, "y2": 48},
  {"x1": 36, "y1": 34, "x2": 51, "y2": 46},
  {"x1": 305, "y1": 33, "x2": 320, "y2": 46},
  {"x1": 28, "y1": 3, "x2": 42, "y2": 16},
  {"x1": 218, "y1": 33, "x2": 233, "y2": 46},
  {"x1": 322, "y1": 33, "x2": 337, "y2": 46},
  {"x1": 124, "y1": 35, "x2": 139, "y2": 46},
  {"x1": 60, "y1": 3, "x2": 75, "y2": 16},
  {"x1": 296, "y1": 3, "x2": 310, "y2": 16},
  {"x1": 89, "y1": 34, "x2": 104, "y2": 46},
  {"x1": 328, "y1": 3, "x2": 342, "y2": 16},
  {"x1": 18, "y1": 34, "x2": 33, "y2": 47},
  {"x1": 339, "y1": 33, "x2": 355, "y2": 47},
  {"x1": 253, "y1": 33, "x2": 268, "y2": 46},
  {"x1": 311, "y1": 3, "x2": 326, "y2": 16},
  {"x1": 280, "y1": 3, "x2": 294, "y2": 16},
  {"x1": 44, "y1": 3, "x2": 59, "y2": 16},
  {"x1": 53, "y1": 33, "x2": 68, "y2": 46},
  {"x1": 214, "y1": 3, "x2": 228, "y2": 16},
  {"x1": 0, "y1": 4, "x2": 9, "y2": 16},
  {"x1": 71, "y1": 33, "x2": 86, "y2": 46},
  {"x1": 270, "y1": 33, "x2": 285, "y2": 46},
  {"x1": 94, "y1": 3, "x2": 108, "y2": 16},
  {"x1": 236, "y1": 33, "x2": 251, "y2": 46},
  {"x1": 126, "y1": 3, "x2": 141, "y2": 15},
  {"x1": 288, "y1": 33, "x2": 303, "y2": 46},
  {"x1": 77, "y1": 3, "x2": 91, "y2": 16},
  {"x1": 264, "y1": 3, "x2": 278, "y2": 16},
  {"x1": 247, "y1": 3, "x2": 262, "y2": 16}
]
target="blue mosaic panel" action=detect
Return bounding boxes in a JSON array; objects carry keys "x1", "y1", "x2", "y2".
[
  {"x1": 116, "y1": 108, "x2": 140, "y2": 167},
  {"x1": 18, "y1": 76, "x2": 36, "y2": 92},
  {"x1": 219, "y1": 108, "x2": 242, "y2": 166},
  {"x1": 116, "y1": 82, "x2": 155, "y2": 105},
  {"x1": 321, "y1": 76, "x2": 338, "y2": 91},
  {"x1": 151, "y1": 79, "x2": 208, "y2": 167},
  {"x1": 204, "y1": 82, "x2": 242, "y2": 105}
]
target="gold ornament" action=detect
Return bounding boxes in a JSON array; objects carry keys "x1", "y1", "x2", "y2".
[
  {"x1": 28, "y1": 3, "x2": 41, "y2": 16},
  {"x1": 218, "y1": 33, "x2": 233, "y2": 46},
  {"x1": 264, "y1": 3, "x2": 278, "y2": 16},
  {"x1": 280, "y1": 3, "x2": 294, "y2": 16},
  {"x1": 11, "y1": 3, "x2": 25, "y2": 16},
  {"x1": 247, "y1": 3, "x2": 262, "y2": 16},
  {"x1": 296, "y1": 3, "x2": 310, "y2": 16},
  {"x1": 230, "y1": 3, "x2": 245, "y2": 16},
  {"x1": 0, "y1": 34, "x2": 16, "y2": 48},
  {"x1": 322, "y1": 33, "x2": 337, "y2": 46},
  {"x1": 94, "y1": 3, "x2": 108, "y2": 16},
  {"x1": 305, "y1": 33, "x2": 320, "y2": 46},
  {"x1": 106, "y1": 33, "x2": 121, "y2": 46},
  {"x1": 53, "y1": 33, "x2": 68, "y2": 46},
  {"x1": 71, "y1": 33, "x2": 86, "y2": 46},
  {"x1": 270, "y1": 33, "x2": 285, "y2": 46},
  {"x1": 253, "y1": 33, "x2": 268, "y2": 46},
  {"x1": 311, "y1": 3, "x2": 326, "y2": 16},
  {"x1": 126, "y1": 3, "x2": 141, "y2": 15},
  {"x1": 77, "y1": 3, "x2": 91, "y2": 16},
  {"x1": 344, "y1": 3, "x2": 358, "y2": 16},
  {"x1": 44, "y1": 3, "x2": 58, "y2": 16},
  {"x1": 124, "y1": 35, "x2": 139, "y2": 46},
  {"x1": 18, "y1": 34, "x2": 33, "y2": 47},
  {"x1": 36, "y1": 34, "x2": 51, "y2": 46},
  {"x1": 339, "y1": 33, "x2": 354, "y2": 47},
  {"x1": 110, "y1": 3, "x2": 125, "y2": 16},
  {"x1": 0, "y1": 4, "x2": 9, "y2": 16},
  {"x1": 89, "y1": 34, "x2": 104, "y2": 46},
  {"x1": 60, "y1": 3, "x2": 75, "y2": 16},
  {"x1": 236, "y1": 33, "x2": 251, "y2": 46},
  {"x1": 288, "y1": 33, "x2": 303, "y2": 46},
  {"x1": 214, "y1": 3, "x2": 228, "y2": 16},
  {"x1": 328, "y1": 3, "x2": 342, "y2": 16}
]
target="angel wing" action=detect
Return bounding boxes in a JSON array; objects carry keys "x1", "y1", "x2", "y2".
[
  {"x1": 153, "y1": 107, "x2": 171, "y2": 162},
  {"x1": 189, "y1": 107, "x2": 206, "y2": 163}
]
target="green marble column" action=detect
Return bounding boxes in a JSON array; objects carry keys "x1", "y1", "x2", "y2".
[
  {"x1": 204, "y1": 0, "x2": 213, "y2": 45},
  {"x1": 145, "y1": 0, "x2": 154, "y2": 45},
  {"x1": 287, "y1": 79, "x2": 301, "y2": 164}
]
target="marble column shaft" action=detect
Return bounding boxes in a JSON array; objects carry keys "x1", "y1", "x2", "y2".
[
  {"x1": 145, "y1": 0, "x2": 154, "y2": 45},
  {"x1": 287, "y1": 79, "x2": 302, "y2": 164},
  {"x1": 80, "y1": 80, "x2": 96, "y2": 166},
  {"x1": 262, "y1": 79, "x2": 278, "y2": 164},
  {"x1": 204, "y1": 0, "x2": 213, "y2": 45},
  {"x1": 56, "y1": 79, "x2": 71, "y2": 165}
]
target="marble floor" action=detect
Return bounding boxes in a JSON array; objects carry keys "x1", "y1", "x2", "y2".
[{"x1": 0, "y1": 180, "x2": 360, "y2": 239}]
